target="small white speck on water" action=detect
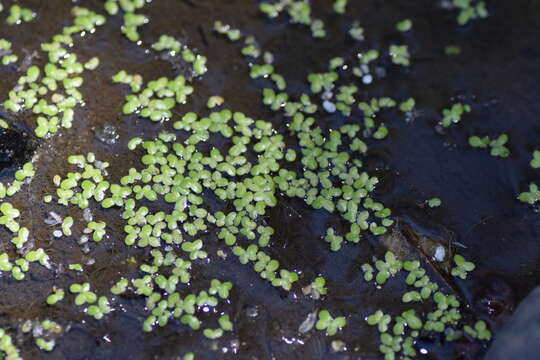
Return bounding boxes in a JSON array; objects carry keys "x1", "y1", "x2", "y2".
[
  {"x1": 362, "y1": 74, "x2": 373, "y2": 84},
  {"x1": 433, "y1": 245, "x2": 446, "y2": 262},
  {"x1": 323, "y1": 100, "x2": 336, "y2": 113}
]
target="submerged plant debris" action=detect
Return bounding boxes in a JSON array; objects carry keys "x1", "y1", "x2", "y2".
[{"x1": 0, "y1": 0, "x2": 539, "y2": 359}]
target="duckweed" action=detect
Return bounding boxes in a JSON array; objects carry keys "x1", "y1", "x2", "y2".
[
  {"x1": 207, "y1": 95, "x2": 224, "y2": 109},
  {"x1": 464, "y1": 320, "x2": 491, "y2": 340},
  {"x1": 452, "y1": 0, "x2": 488, "y2": 25},
  {"x1": 6, "y1": 5, "x2": 35, "y2": 25},
  {"x1": 87, "y1": 296, "x2": 112, "y2": 320},
  {"x1": 203, "y1": 328, "x2": 223, "y2": 339},
  {"x1": 151, "y1": 34, "x2": 208, "y2": 76},
  {"x1": 441, "y1": 103, "x2": 471, "y2": 127},
  {"x1": 70, "y1": 282, "x2": 97, "y2": 306},
  {"x1": 374, "y1": 251, "x2": 403, "y2": 284},
  {"x1": 218, "y1": 315, "x2": 233, "y2": 331},
  {"x1": 62, "y1": 216, "x2": 74, "y2": 236},
  {"x1": 518, "y1": 183, "x2": 540, "y2": 205},
  {"x1": 451, "y1": 254, "x2": 476, "y2": 279},
  {"x1": 35, "y1": 338, "x2": 54, "y2": 352},
  {"x1": 367, "y1": 310, "x2": 392, "y2": 332},
  {"x1": 46, "y1": 289, "x2": 65, "y2": 305},
  {"x1": 183, "y1": 353, "x2": 195, "y2": 360},
  {"x1": 310, "y1": 19, "x2": 326, "y2": 38},
  {"x1": 68, "y1": 264, "x2": 83, "y2": 271},
  {"x1": 84, "y1": 56, "x2": 100, "y2": 70},
  {"x1": 349, "y1": 22, "x2": 364, "y2": 41},
  {"x1": 364, "y1": 251, "x2": 487, "y2": 359},
  {"x1": 122, "y1": 13, "x2": 148, "y2": 42},
  {"x1": 0, "y1": 328, "x2": 21, "y2": 359},
  {"x1": 396, "y1": 19, "x2": 413, "y2": 32},
  {"x1": 333, "y1": 0, "x2": 348, "y2": 14},
  {"x1": 259, "y1": 1, "x2": 327, "y2": 38},
  {"x1": 86, "y1": 221, "x2": 106, "y2": 242},
  {"x1": 4, "y1": 7, "x2": 106, "y2": 138},
  {"x1": 308, "y1": 276, "x2": 327, "y2": 299},
  {"x1": 111, "y1": 278, "x2": 129, "y2": 295},
  {"x1": 250, "y1": 64, "x2": 274, "y2": 79},
  {"x1": 25, "y1": 248, "x2": 50, "y2": 267},
  {"x1": 0, "y1": 2, "x2": 506, "y2": 356},
  {"x1": 324, "y1": 228, "x2": 343, "y2": 251},
  {"x1": 213, "y1": 21, "x2": 242, "y2": 41},
  {"x1": 1, "y1": 53, "x2": 17, "y2": 65},
  {"x1": 119, "y1": 75, "x2": 194, "y2": 122},
  {"x1": 209, "y1": 279, "x2": 233, "y2": 299},
  {"x1": 427, "y1": 197, "x2": 442, "y2": 208},
  {"x1": 468, "y1": 133, "x2": 510, "y2": 158},
  {"x1": 103, "y1": 0, "x2": 149, "y2": 41},
  {"x1": 445, "y1": 45, "x2": 462, "y2": 55},
  {"x1": 315, "y1": 310, "x2": 346, "y2": 336},
  {"x1": 389, "y1": 44, "x2": 410, "y2": 66},
  {"x1": 530, "y1": 150, "x2": 540, "y2": 168},
  {"x1": 112, "y1": 70, "x2": 144, "y2": 92}
]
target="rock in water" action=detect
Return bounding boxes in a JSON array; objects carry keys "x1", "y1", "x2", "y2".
[{"x1": 486, "y1": 286, "x2": 540, "y2": 359}]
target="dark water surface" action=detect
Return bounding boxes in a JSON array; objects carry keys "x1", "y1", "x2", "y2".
[{"x1": 1, "y1": 0, "x2": 540, "y2": 359}]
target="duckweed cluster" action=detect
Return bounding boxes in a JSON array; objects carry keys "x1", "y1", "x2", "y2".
[
  {"x1": 44, "y1": 39, "x2": 401, "y2": 342},
  {"x1": 363, "y1": 251, "x2": 489, "y2": 360},
  {"x1": 259, "y1": 1, "x2": 327, "y2": 38},
  {"x1": 212, "y1": 15, "x2": 417, "y2": 145},
  {"x1": 104, "y1": 0, "x2": 148, "y2": 42},
  {"x1": 530, "y1": 150, "x2": 540, "y2": 168},
  {"x1": 464, "y1": 320, "x2": 492, "y2": 340},
  {"x1": 451, "y1": 254, "x2": 476, "y2": 279},
  {"x1": 302, "y1": 276, "x2": 327, "y2": 300},
  {"x1": 0, "y1": 0, "x2": 511, "y2": 358},
  {"x1": 518, "y1": 183, "x2": 540, "y2": 205},
  {"x1": 389, "y1": 44, "x2": 411, "y2": 66},
  {"x1": 315, "y1": 310, "x2": 347, "y2": 336},
  {"x1": 35, "y1": 338, "x2": 54, "y2": 352},
  {"x1": 451, "y1": 0, "x2": 488, "y2": 25},
  {"x1": 468, "y1": 133, "x2": 510, "y2": 158},
  {"x1": 46, "y1": 289, "x2": 65, "y2": 305},
  {"x1": 28, "y1": 319, "x2": 64, "y2": 353},
  {"x1": 213, "y1": 21, "x2": 242, "y2": 42},
  {"x1": 120, "y1": 74, "x2": 194, "y2": 122},
  {"x1": 0, "y1": 160, "x2": 54, "y2": 283},
  {"x1": 6, "y1": 4, "x2": 35, "y2": 25},
  {"x1": 47, "y1": 105, "x2": 310, "y2": 336},
  {"x1": 349, "y1": 22, "x2": 365, "y2": 41},
  {"x1": 367, "y1": 309, "x2": 421, "y2": 360},
  {"x1": 0, "y1": 38, "x2": 17, "y2": 66},
  {"x1": 440, "y1": 103, "x2": 471, "y2": 128},
  {"x1": 53, "y1": 152, "x2": 112, "y2": 209},
  {"x1": 151, "y1": 34, "x2": 208, "y2": 76},
  {"x1": 0, "y1": 328, "x2": 21, "y2": 359},
  {"x1": 3, "y1": 7, "x2": 105, "y2": 138},
  {"x1": 115, "y1": 33, "x2": 209, "y2": 122}
]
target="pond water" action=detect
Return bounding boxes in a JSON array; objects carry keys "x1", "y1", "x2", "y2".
[{"x1": 0, "y1": 0, "x2": 539, "y2": 359}]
